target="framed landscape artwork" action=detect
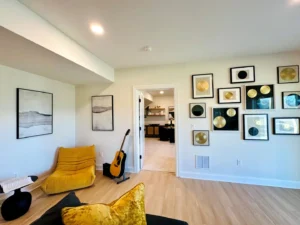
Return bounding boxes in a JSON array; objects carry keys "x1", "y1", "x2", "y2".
[
  {"x1": 282, "y1": 91, "x2": 300, "y2": 109},
  {"x1": 193, "y1": 130, "x2": 209, "y2": 146},
  {"x1": 230, "y1": 66, "x2": 255, "y2": 84},
  {"x1": 277, "y1": 65, "x2": 299, "y2": 84},
  {"x1": 246, "y1": 84, "x2": 274, "y2": 110},
  {"x1": 243, "y1": 114, "x2": 269, "y2": 141},
  {"x1": 17, "y1": 88, "x2": 53, "y2": 139},
  {"x1": 190, "y1": 103, "x2": 206, "y2": 118},
  {"x1": 92, "y1": 95, "x2": 114, "y2": 131},
  {"x1": 273, "y1": 117, "x2": 300, "y2": 135},
  {"x1": 192, "y1": 74, "x2": 214, "y2": 99},
  {"x1": 218, "y1": 87, "x2": 241, "y2": 104},
  {"x1": 212, "y1": 107, "x2": 239, "y2": 131}
]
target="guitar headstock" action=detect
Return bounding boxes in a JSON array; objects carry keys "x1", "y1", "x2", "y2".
[{"x1": 125, "y1": 129, "x2": 130, "y2": 135}]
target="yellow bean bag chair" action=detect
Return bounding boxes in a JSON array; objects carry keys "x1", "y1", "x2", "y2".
[{"x1": 41, "y1": 145, "x2": 96, "y2": 195}]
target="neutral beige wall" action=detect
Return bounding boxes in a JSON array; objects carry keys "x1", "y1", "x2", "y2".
[
  {"x1": 0, "y1": 65, "x2": 75, "y2": 180},
  {"x1": 76, "y1": 51, "x2": 300, "y2": 187}
]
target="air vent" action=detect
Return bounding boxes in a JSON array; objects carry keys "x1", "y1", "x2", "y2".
[{"x1": 195, "y1": 156, "x2": 210, "y2": 169}]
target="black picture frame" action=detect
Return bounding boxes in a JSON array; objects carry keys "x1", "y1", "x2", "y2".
[
  {"x1": 91, "y1": 95, "x2": 114, "y2": 131},
  {"x1": 273, "y1": 117, "x2": 300, "y2": 135},
  {"x1": 243, "y1": 114, "x2": 269, "y2": 141},
  {"x1": 277, "y1": 65, "x2": 299, "y2": 84},
  {"x1": 16, "y1": 88, "x2": 53, "y2": 139},
  {"x1": 212, "y1": 107, "x2": 239, "y2": 131},
  {"x1": 245, "y1": 84, "x2": 274, "y2": 110},
  {"x1": 281, "y1": 91, "x2": 300, "y2": 109},
  {"x1": 230, "y1": 66, "x2": 255, "y2": 84},
  {"x1": 192, "y1": 74, "x2": 214, "y2": 99},
  {"x1": 193, "y1": 130, "x2": 210, "y2": 146},
  {"x1": 189, "y1": 103, "x2": 206, "y2": 118},
  {"x1": 217, "y1": 87, "x2": 241, "y2": 104}
]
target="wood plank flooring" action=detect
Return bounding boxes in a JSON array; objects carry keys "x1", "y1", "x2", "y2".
[
  {"x1": 143, "y1": 138, "x2": 175, "y2": 172},
  {"x1": 1, "y1": 170, "x2": 300, "y2": 225}
]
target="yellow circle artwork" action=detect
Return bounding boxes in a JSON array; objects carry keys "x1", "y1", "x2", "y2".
[
  {"x1": 226, "y1": 108, "x2": 236, "y2": 117},
  {"x1": 224, "y1": 92, "x2": 234, "y2": 100},
  {"x1": 247, "y1": 89, "x2": 257, "y2": 98},
  {"x1": 196, "y1": 80, "x2": 209, "y2": 92},
  {"x1": 195, "y1": 132, "x2": 207, "y2": 144},
  {"x1": 213, "y1": 116, "x2": 226, "y2": 128},
  {"x1": 260, "y1": 85, "x2": 271, "y2": 95},
  {"x1": 280, "y1": 68, "x2": 296, "y2": 81}
]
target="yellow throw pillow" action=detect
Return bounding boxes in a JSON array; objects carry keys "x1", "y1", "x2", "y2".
[{"x1": 61, "y1": 183, "x2": 146, "y2": 225}]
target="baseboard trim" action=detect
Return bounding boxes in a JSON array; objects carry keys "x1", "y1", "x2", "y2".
[
  {"x1": 96, "y1": 164, "x2": 135, "y2": 173},
  {"x1": 179, "y1": 171, "x2": 300, "y2": 189}
]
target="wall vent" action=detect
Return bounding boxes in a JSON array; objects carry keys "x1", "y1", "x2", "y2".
[{"x1": 195, "y1": 156, "x2": 210, "y2": 169}]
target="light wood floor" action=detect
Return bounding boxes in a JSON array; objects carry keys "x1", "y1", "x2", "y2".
[
  {"x1": 1, "y1": 171, "x2": 300, "y2": 225},
  {"x1": 143, "y1": 138, "x2": 175, "y2": 172}
]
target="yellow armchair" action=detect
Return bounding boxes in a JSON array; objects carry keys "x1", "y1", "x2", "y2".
[{"x1": 41, "y1": 145, "x2": 96, "y2": 195}]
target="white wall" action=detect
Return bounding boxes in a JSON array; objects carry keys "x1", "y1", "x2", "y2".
[
  {"x1": 76, "y1": 51, "x2": 300, "y2": 188},
  {"x1": 0, "y1": 0, "x2": 114, "y2": 82},
  {"x1": 0, "y1": 65, "x2": 75, "y2": 180},
  {"x1": 145, "y1": 95, "x2": 174, "y2": 125}
]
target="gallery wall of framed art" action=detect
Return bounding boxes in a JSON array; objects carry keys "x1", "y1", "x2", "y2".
[{"x1": 75, "y1": 52, "x2": 300, "y2": 188}]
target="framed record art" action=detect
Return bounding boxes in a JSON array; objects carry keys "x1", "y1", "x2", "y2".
[
  {"x1": 230, "y1": 66, "x2": 255, "y2": 84},
  {"x1": 193, "y1": 130, "x2": 209, "y2": 146},
  {"x1": 273, "y1": 117, "x2": 300, "y2": 135},
  {"x1": 246, "y1": 84, "x2": 274, "y2": 110},
  {"x1": 282, "y1": 91, "x2": 300, "y2": 109},
  {"x1": 212, "y1": 107, "x2": 239, "y2": 131},
  {"x1": 192, "y1": 74, "x2": 214, "y2": 99},
  {"x1": 218, "y1": 87, "x2": 241, "y2": 104},
  {"x1": 92, "y1": 95, "x2": 114, "y2": 131},
  {"x1": 17, "y1": 88, "x2": 53, "y2": 139},
  {"x1": 190, "y1": 103, "x2": 206, "y2": 118},
  {"x1": 277, "y1": 65, "x2": 299, "y2": 84},
  {"x1": 243, "y1": 114, "x2": 269, "y2": 141}
]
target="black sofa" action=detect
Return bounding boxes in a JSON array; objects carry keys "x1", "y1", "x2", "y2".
[{"x1": 31, "y1": 192, "x2": 188, "y2": 225}]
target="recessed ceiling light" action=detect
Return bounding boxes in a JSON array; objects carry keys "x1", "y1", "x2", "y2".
[
  {"x1": 288, "y1": 0, "x2": 300, "y2": 5},
  {"x1": 160, "y1": 91, "x2": 164, "y2": 94},
  {"x1": 90, "y1": 24, "x2": 104, "y2": 35}
]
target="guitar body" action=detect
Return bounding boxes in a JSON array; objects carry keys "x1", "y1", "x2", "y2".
[
  {"x1": 110, "y1": 150, "x2": 127, "y2": 178},
  {"x1": 110, "y1": 129, "x2": 130, "y2": 178}
]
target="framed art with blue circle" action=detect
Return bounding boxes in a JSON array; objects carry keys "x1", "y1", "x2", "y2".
[
  {"x1": 243, "y1": 114, "x2": 269, "y2": 141},
  {"x1": 282, "y1": 91, "x2": 300, "y2": 109}
]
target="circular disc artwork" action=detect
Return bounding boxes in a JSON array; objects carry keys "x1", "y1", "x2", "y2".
[
  {"x1": 280, "y1": 68, "x2": 296, "y2": 81},
  {"x1": 196, "y1": 80, "x2": 209, "y2": 92},
  {"x1": 213, "y1": 116, "x2": 226, "y2": 128},
  {"x1": 260, "y1": 85, "x2": 271, "y2": 95},
  {"x1": 195, "y1": 132, "x2": 207, "y2": 144},
  {"x1": 238, "y1": 71, "x2": 248, "y2": 79},
  {"x1": 248, "y1": 127, "x2": 259, "y2": 136},
  {"x1": 282, "y1": 123, "x2": 291, "y2": 131},
  {"x1": 192, "y1": 105, "x2": 204, "y2": 116},
  {"x1": 247, "y1": 89, "x2": 257, "y2": 98},
  {"x1": 224, "y1": 91, "x2": 234, "y2": 100},
  {"x1": 286, "y1": 94, "x2": 300, "y2": 107},
  {"x1": 226, "y1": 108, "x2": 236, "y2": 117}
]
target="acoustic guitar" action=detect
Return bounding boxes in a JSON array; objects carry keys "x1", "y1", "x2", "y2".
[{"x1": 110, "y1": 129, "x2": 130, "y2": 178}]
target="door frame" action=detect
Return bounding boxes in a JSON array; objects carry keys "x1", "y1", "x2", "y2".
[{"x1": 132, "y1": 84, "x2": 179, "y2": 177}]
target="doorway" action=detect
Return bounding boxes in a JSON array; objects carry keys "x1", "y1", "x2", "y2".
[{"x1": 133, "y1": 85, "x2": 179, "y2": 176}]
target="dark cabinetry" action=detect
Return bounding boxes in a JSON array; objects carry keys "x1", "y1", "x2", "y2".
[{"x1": 145, "y1": 125, "x2": 160, "y2": 137}]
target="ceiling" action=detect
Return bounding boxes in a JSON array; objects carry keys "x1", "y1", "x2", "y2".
[
  {"x1": 0, "y1": 27, "x2": 111, "y2": 85},
  {"x1": 20, "y1": 0, "x2": 300, "y2": 69},
  {"x1": 145, "y1": 89, "x2": 174, "y2": 97}
]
